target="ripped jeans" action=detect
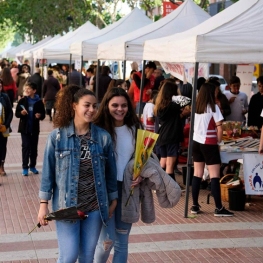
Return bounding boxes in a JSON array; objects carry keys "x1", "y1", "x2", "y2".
[{"x1": 94, "y1": 181, "x2": 132, "y2": 263}]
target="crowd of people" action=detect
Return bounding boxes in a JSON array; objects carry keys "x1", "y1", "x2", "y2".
[{"x1": 2, "y1": 55, "x2": 263, "y2": 261}]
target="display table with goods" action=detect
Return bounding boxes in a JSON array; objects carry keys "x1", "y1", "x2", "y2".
[{"x1": 220, "y1": 122, "x2": 262, "y2": 196}]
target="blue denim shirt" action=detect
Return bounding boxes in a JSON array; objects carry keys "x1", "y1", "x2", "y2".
[{"x1": 39, "y1": 121, "x2": 118, "y2": 226}]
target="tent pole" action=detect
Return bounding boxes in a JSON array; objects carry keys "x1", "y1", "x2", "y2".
[
  {"x1": 69, "y1": 53, "x2": 72, "y2": 84},
  {"x1": 184, "y1": 62, "x2": 199, "y2": 218},
  {"x1": 80, "y1": 55, "x2": 83, "y2": 87},
  {"x1": 138, "y1": 60, "x2": 146, "y2": 119},
  {"x1": 96, "y1": 59, "x2": 100, "y2": 100},
  {"x1": 123, "y1": 60, "x2": 126, "y2": 81}
]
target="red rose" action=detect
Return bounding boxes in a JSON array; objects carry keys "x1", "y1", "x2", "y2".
[{"x1": 143, "y1": 137, "x2": 155, "y2": 148}]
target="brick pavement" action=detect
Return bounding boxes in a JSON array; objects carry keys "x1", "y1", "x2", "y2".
[{"x1": 1, "y1": 114, "x2": 263, "y2": 262}]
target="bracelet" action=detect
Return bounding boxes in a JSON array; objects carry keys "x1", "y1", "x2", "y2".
[
  {"x1": 40, "y1": 201, "x2": 48, "y2": 204},
  {"x1": 216, "y1": 124, "x2": 222, "y2": 127}
]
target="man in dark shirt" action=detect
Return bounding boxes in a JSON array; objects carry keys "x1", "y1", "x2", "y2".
[
  {"x1": 43, "y1": 70, "x2": 60, "y2": 121},
  {"x1": 93, "y1": 66, "x2": 112, "y2": 103},
  {"x1": 68, "y1": 64, "x2": 85, "y2": 87},
  {"x1": 29, "y1": 68, "x2": 44, "y2": 98},
  {"x1": 248, "y1": 75, "x2": 263, "y2": 129}
]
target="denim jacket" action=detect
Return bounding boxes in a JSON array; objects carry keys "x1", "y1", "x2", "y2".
[{"x1": 39, "y1": 121, "x2": 118, "y2": 226}]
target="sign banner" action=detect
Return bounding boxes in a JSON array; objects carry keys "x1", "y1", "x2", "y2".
[
  {"x1": 236, "y1": 64, "x2": 254, "y2": 101},
  {"x1": 75, "y1": 60, "x2": 81, "y2": 70},
  {"x1": 160, "y1": 62, "x2": 209, "y2": 84},
  {"x1": 243, "y1": 153, "x2": 263, "y2": 195},
  {"x1": 163, "y1": 1, "x2": 182, "y2": 17}
]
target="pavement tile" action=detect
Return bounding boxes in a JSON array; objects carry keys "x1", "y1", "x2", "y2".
[{"x1": 2, "y1": 114, "x2": 263, "y2": 262}]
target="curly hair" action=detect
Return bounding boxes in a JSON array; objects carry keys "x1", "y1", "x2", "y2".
[
  {"x1": 93, "y1": 87, "x2": 142, "y2": 144},
  {"x1": 53, "y1": 85, "x2": 96, "y2": 128},
  {"x1": 1, "y1": 67, "x2": 14, "y2": 86}
]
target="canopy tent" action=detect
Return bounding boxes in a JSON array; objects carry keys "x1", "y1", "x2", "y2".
[
  {"x1": 70, "y1": 7, "x2": 153, "y2": 60},
  {"x1": 142, "y1": 0, "x2": 263, "y2": 218},
  {"x1": 33, "y1": 21, "x2": 99, "y2": 60},
  {"x1": 1, "y1": 42, "x2": 32, "y2": 59},
  {"x1": 143, "y1": 0, "x2": 262, "y2": 64},
  {"x1": 17, "y1": 35, "x2": 61, "y2": 58},
  {"x1": 16, "y1": 36, "x2": 53, "y2": 58},
  {"x1": 97, "y1": 0, "x2": 210, "y2": 61}
]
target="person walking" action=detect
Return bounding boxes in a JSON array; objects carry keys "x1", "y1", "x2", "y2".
[
  {"x1": 1, "y1": 67, "x2": 17, "y2": 107},
  {"x1": 15, "y1": 82, "x2": 46, "y2": 176},
  {"x1": 43, "y1": 69, "x2": 60, "y2": 122},
  {"x1": 94, "y1": 87, "x2": 142, "y2": 263},
  {"x1": 190, "y1": 82, "x2": 233, "y2": 217},
  {"x1": 0, "y1": 79, "x2": 13, "y2": 177},
  {"x1": 38, "y1": 86, "x2": 118, "y2": 263}
]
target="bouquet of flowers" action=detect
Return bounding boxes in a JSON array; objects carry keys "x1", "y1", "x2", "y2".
[{"x1": 125, "y1": 129, "x2": 159, "y2": 206}]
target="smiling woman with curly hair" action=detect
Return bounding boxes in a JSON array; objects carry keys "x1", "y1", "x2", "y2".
[
  {"x1": 53, "y1": 85, "x2": 80, "y2": 128},
  {"x1": 38, "y1": 85, "x2": 118, "y2": 263}
]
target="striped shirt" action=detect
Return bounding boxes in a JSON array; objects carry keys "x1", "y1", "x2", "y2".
[{"x1": 77, "y1": 132, "x2": 99, "y2": 212}]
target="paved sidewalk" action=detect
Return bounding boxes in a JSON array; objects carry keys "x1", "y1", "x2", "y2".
[{"x1": 1, "y1": 116, "x2": 263, "y2": 263}]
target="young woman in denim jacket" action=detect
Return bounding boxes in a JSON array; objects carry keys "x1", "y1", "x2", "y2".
[
  {"x1": 93, "y1": 87, "x2": 142, "y2": 263},
  {"x1": 38, "y1": 86, "x2": 118, "y2": 263}
]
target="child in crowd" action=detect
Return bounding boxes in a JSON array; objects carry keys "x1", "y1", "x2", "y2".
[
  {"x1": 143, "y1": 90, "x2": 158, "y2": 132},
  {"x1": 15, "y1": 82, "x2": 45, "y2": 176}
]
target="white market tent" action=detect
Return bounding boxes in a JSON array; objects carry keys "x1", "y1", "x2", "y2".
[
  {"x1": 1, "y1": 42, "x2": 32, "y2": 59},
  {"x1": 18, "y1": 35, "x2": 62, "y2": 59},
  {"x1": 97, "y1": 0, "x2": 210, "y2": 61},
  {"x1": 33, "y1": 21, "x2": 99, "y2": 60},
  {"x1": 70, "y1": 7, "x2": 153, "y2": 60},
  {"x1": 16, "y1": 36, "x2": 53, "y2": 58},
  {"x1": 143, "y1": 0, "x2": 263, "y2": 217},
  {"x1": 143, "y1": 0, "x2": 263, "y2": 64}
]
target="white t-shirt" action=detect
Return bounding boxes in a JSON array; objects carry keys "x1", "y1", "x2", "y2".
[
  {"x1": 193, "y1": 105, "x2": 223, "y2": 145},
  {"x1": 224, "y1": 91, "x2": 248, "y2": 122},
  {"x1": 143, "y1": 102, "x2": 154, "y2": 132},
  {"x1": 115, "y1": 125, "x2": 135, "y2": 181}
]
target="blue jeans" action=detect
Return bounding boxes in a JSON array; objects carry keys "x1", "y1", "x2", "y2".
[
  {"x1": 56, "y1": 210, "x2": 102, "y2": 263},
  {"x1": 94, "y1": 182, "x2": 132, "y2": 263}
]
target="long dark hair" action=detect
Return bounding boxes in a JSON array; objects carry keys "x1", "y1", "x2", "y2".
[
  {"x1": 1, "y1": 68, "x2": 14, "y2": 86},
  {"x1": 154, "y1": 81, "x2": 178, "y2": 116},
  {"x1": 94, "y1": 87, "x2": 142, "y2": 144},
  {"x1": 53, "y1": 85, "x2": 95, "y2": 128},
  {"x1": 196, "y1": 83, "x2": 216, "y2": 114}
]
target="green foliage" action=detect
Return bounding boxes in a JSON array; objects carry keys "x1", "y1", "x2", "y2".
[
  {"x1": 0, "y1": 21, "x2": 15, "y2": 52},
  {"x1": 0, "y1": 0, "x2": 89, "y2": 42}
]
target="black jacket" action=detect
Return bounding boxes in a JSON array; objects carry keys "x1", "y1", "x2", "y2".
[
  {"x1": 29, "y1": 73, "x2": 44, "y2": 98},
  {"x1": 0, "y1": 92, "x2": 13, "y2": 129},
  {"x1": 15, "y1": 96, "x2": 45, "y2": 134},
  {"x1": 43, "y1": 76, "x2": 60, "y2": 101},
  {"x1": 157, "y1": 102, "x2": 183, "y2": 146},
  {"x1": 248, "y1": 92, "x2": 263, "y2": 129}
]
